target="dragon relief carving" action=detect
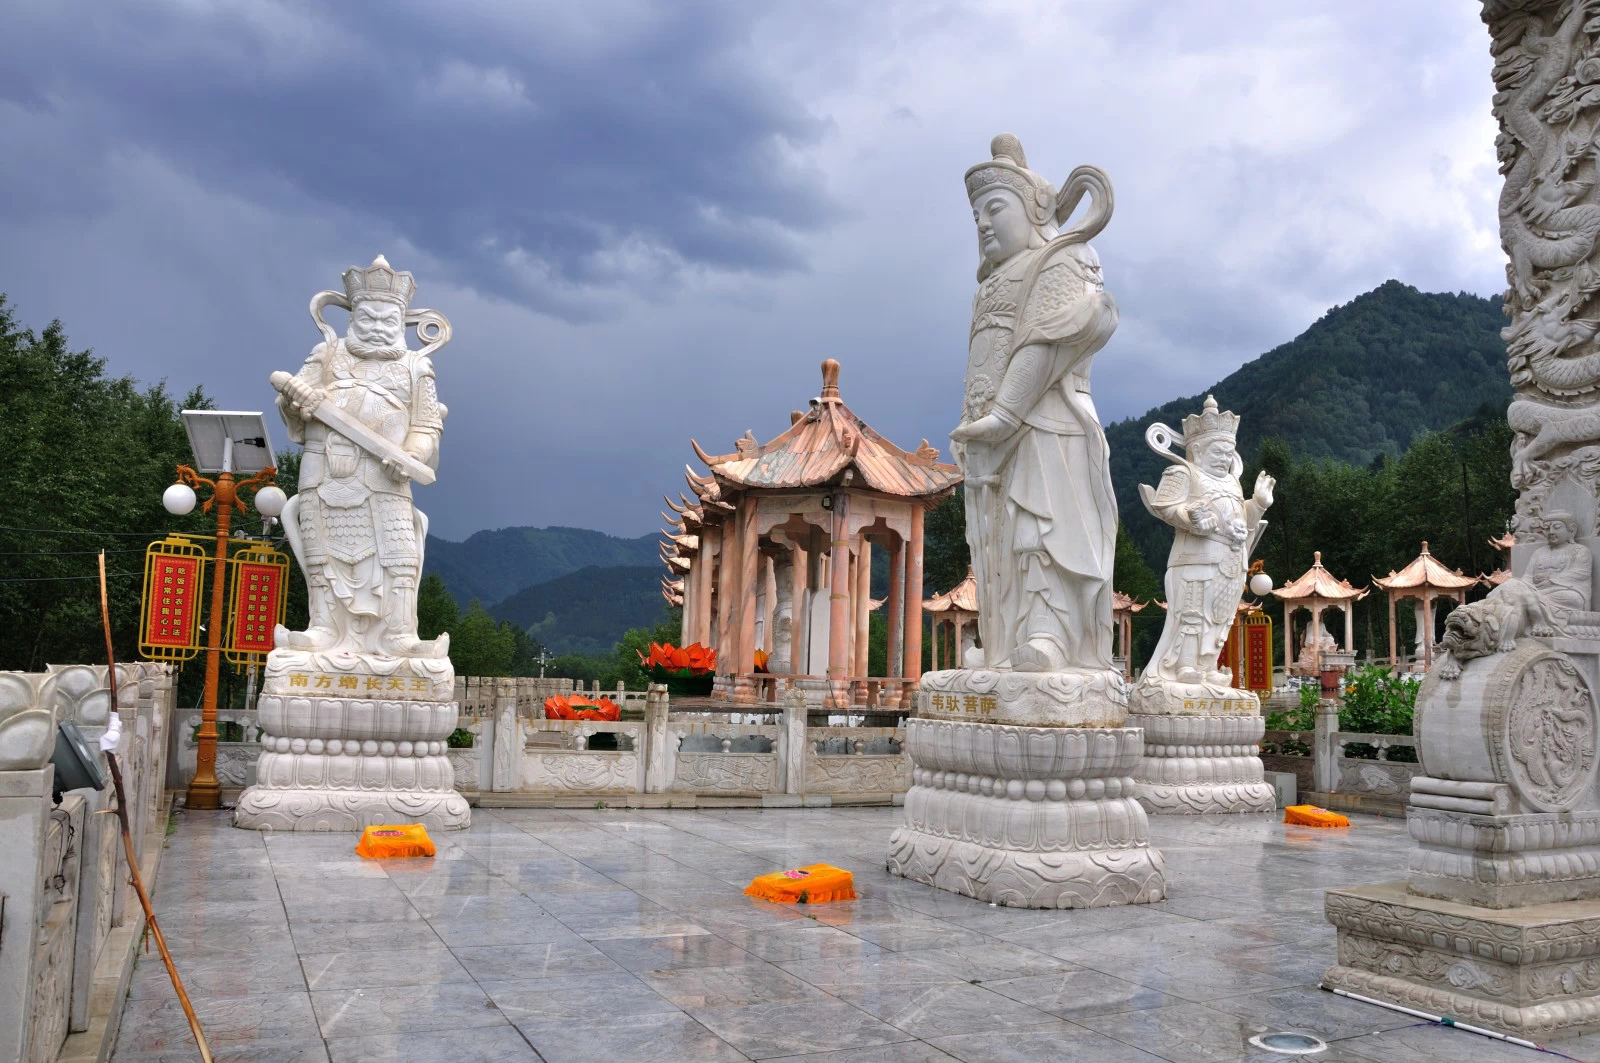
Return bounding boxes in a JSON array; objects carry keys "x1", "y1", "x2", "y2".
[{"x1": 1491, "y1": 1, "x2": 1600, "y2": 497}]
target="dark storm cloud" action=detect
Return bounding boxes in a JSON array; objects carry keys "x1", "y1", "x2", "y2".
[{"x1": 0, "y1": 1, "x2": 836, "y2": 319}]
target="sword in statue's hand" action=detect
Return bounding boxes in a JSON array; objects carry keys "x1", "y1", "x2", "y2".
[{"x1": 269, "y1": 370, "x2": 436, "y2": 485}]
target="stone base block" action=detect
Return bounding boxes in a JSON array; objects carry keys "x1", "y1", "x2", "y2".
[
  {"x1": 885, "y1": 715, "x2": 1166, "y2": 908},
  {"x1": 1324, "y1": 881, "x2": 1600, "y2": 1039},
  {"x1": 1407, "y1": 805, "x2": 1600, "y2": 908},
  {"x1": 1129, "y1": 713, "x2": 1276, "y2": 815},
  {"x1": 1129, "y1": 675, "x2": 1260, "y2": 717},
  {"x1": 233, "y1": 786, "x2": 470, "y2": 832},
  {"x1": 918, "y1": 666, "x2": 1127, "y2": 727}
]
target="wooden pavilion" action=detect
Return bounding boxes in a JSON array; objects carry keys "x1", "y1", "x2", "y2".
[
  {"x1": 925, "y1": 567, "x2": 978, "y2": 673},
  {"x1": 661, "y1": 359, "x2": 962, "y2": 708},
  {"x1": 1112, "y1": 591, "x2": 1147, "y2": 681},
  {"x1": 1372, "y1": 541, "x2": 1477, "y2": 671},
  {"x1": 1484, "y1": 532, "x2": 1515, "y2": 589},
  {"x1": 1270, "y1": 552, "x2": 1367, "y2": 676}
]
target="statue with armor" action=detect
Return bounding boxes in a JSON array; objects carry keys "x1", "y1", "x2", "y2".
[
  {"x1": 949, "y1": 133, "x2": 1119, "y2": 673},
  {"x1": 1135, "y1": 396, "x2": 1274, "y2": 701},
  {"x1": 272, "y1": 255, "x2": 450, "y2": 659}
]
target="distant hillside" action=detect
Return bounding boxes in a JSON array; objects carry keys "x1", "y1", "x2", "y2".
[
  {"x1": 1108, "y1": 281, "x2": 1510, "y2": 567},
  {"x1": 490, "y1": 565, "x2": 668, "y2": 656},
  {"x1": 425, "y1": 525, "x2": 659, "y2": 607}
]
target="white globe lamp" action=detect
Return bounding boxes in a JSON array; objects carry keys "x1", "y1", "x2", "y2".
[
  {"x1": 1249, "y1": 570, "x2": 1274, "y2": 598},
  {"x1": 162, "y1": 482, "x2": 197, "y2": 516},
  {"x1": 253, "y1": 485, "x2": 288, "y2": 519}
]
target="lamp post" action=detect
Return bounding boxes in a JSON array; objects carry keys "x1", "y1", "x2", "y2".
[{"x1": 163, "y1": 412, "x2": 283, "y2": 811}]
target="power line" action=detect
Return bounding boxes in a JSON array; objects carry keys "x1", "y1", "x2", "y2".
[{"x1": 0, "y1": 571, "x2": 140, "y2": 583}]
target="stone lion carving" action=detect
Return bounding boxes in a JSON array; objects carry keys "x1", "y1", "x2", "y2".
[{"x1": 1437, "y1": 579, "x2": 1557, "y2": 680}]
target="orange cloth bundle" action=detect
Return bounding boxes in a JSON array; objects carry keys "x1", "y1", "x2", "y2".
[
  {"x1": 355, "y1": 823, "x2": 436, "y2": 858},
  {"x1": 744, "y1": 864, "x2": 857, "y2": 904},
  {"x1": 1284, "y1": 804, "x2": 1350, "y2": 828}
]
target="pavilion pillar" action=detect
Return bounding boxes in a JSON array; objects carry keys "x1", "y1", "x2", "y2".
[
  {"x1": 1344, "y1": 605, "x2": 1354, "y2": 659},
  {"x1": 827, "y1": 492, "x2": 851, "y2": 701},
  {"x1": 1387, "y1": 593, "x2": 1398, "y2": 668},
  {"x1": 1312, "y1": 603, "x2": 1325, "y2": 674},
  {"x1": 1422, "y1": 590, "x2": 1435, "y2": 672},
  {"x1": 789, "y1": 542, "x2": 807, "y2": 675},
  {"x1": 902, "y1": 504, "x2": 925, "y2": 684},
  {"x1": 886, "y1": 536, "x2": 905, "y2": 681},
  {"x1": 854, "y1": 538, "x2": 872, "y2": 678},
  {"x1": 714, "y1": 527, "x2": 731, "y2": 655},
  {"x1": 737, "y1": 496, "x2": 759, "y2": 677},
  {"x1": 1284, "y1": 602, "x2": 1294, "y2": 675}
]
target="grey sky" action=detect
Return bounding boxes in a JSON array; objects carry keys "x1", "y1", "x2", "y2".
[{"x1": 0, "y1": 1, "x2": 1504, "y2": 540}]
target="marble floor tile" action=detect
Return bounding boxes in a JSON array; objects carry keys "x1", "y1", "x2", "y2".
[
  {"x1": 762, "y1": 1042, "x2": 961, "y2": 1063},
  {"x1": 930, "y1": 1022, "x2": 1172, "y2": 1063},
  {"x1": 116, "y1": 992, "x2": 321, "y2": 1053},
  {"x1": 780, "y1": 952, "x2": 962, "y2": 988},
  {"x1": 1333, "y1": 1021, "x2": 1550, "y2": 1063},
  {"x1": 717, "y1": 924, "x2": 888, "y2": 964},
  {"x1": 1088, "y1": 949, "x2": 1303, "y2": 1004},
  {"x1": 481, "y1": 971, "x2": 684, "y2": 1027},
  {"x1": 825, "y1": 981, "x2": 1059, "y2": 1039},
  {"x1": 593, "y1": 931, "x2": 762, "y2": 972},
  {"x1": 689, "y1": 998, "x2": 913, "y2": 1058},
  {"x1": 425, "y1": 914, "x2": 583, "y2": 948},
  {"x1": 403, "y1": 892, "x2": 543, "y2": 921},
  {"x1": 129, "y1": 949, "x2": 308, "y2": 1000},
  {"x1": 113, "y1": 1042, "x2": 331, "y2": 1063},
  {"x1": 451, "y1": 939, "x2": 622, "y2": 980},
  {"x1": 325, "y1": 1025, "x2": 541, "y2": 1063},
  {"x1": 642, "y1": 961, "x2": 830, "y2": 1008},
  {"x1": 516, "y1": 1011, "x2": 749, "y2": 1063},
  {"x1": 283, "y1": 898, "x2": 425, "y2": 925},
  {"x1": 561, "y1": 911, "x2": 714, "y2": 941},
  {"x1": 1203, "y1": 985, "x2": 1414, "y2": 1043},
  {"x1": 310, "y1": 981, "x2": 509, "y2": 1039},
  {"x1": 300, "y1": 946, "x2": 473, "y2": 990},
  {"x1": 983, "y1": 967, "x2": 1179, "y2": 1020},
  {"x1": 1075, "y1": 1001, "x2": 1274, "y2": 1063},
  {"x1": 290, "y1": 920, "x2": 446, "y2": 955}
]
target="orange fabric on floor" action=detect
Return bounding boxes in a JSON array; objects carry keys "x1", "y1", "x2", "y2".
[
  {"x1": 355, "y1": 823, "x2": 436, "y2": 858},
  {"x1": 1284, "y1": 804, "x2": 1350, "y2": 828},
  {"x1": 744, "y1": 864, "x2": 857, "y2": 904}
]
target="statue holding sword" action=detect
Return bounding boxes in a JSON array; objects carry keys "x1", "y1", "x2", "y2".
[{"x1": 271, "y1": 255, "x2": 451, "y2": 658}]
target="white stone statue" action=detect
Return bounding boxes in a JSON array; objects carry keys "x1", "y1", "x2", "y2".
[
  {"x1": 949, "y1": 133, "x2": 1118, "y2": 673},
  {"x1": 887, "y1": 134, "x2": 1165, "y2": 907},
  {"x1": 1128, "y1": 395, "x2": 1276, "y2": 814},
  {"x1": 272, "y1": 255, "x2": 449, "y2": 659},
  {"x1": 1136, "y1": 396, "x2": 1273, "y2": 689},
  {"x1": 1296, "y1": 620, "x2": 1338, "y2": 671},
  {"x1": 234, "y1": 256, "x2": 468, "y2": 833}
]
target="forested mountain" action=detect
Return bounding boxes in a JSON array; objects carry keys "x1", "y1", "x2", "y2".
[
  {"x1": 1107, "y1": 281, "x2": 1510, "y2": 567},
  {"x1": 489, "y1": 565, "x2": 668, "y2": 655},
  {"x1": 425, "y1": 526, "x2": 660, "y2": 607}
]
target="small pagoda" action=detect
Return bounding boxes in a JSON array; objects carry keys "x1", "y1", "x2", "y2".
[
  {"x1": 1270, "y1": 551, "x2": 1367, "y2": 676},
  {"x1": 662, "y1": 359, "x2": 962, "y2": 707},
  {"x1": 925, "y1": 567, "x2": 979, "y2": 673},
  {"x1": 1484, "y1": 531, "x2": 1515, "y2": 589},
  {"x1": 1372, "y1": 541, "x2": 1478, "y2": 671}
]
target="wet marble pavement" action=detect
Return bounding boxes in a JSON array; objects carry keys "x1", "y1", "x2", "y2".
[{"x1": 110, "y1": 806, "x2": 1600, "y2": 1063}]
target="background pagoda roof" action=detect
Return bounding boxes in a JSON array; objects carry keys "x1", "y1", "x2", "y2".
[
  {"x1": 1271, "y1": 551, "x2": 1368, "y2": 603},
  {"x1": 925, "y1": 566, "x2": 978, "y2": 613},
  {"x1": 692, "y1": 359, "x2": 961, "y2": 498},
  {"x1": 1372, "y1": 541, "x2": 1477, "y2": 592},
  {"x1": 1112, "y1": 591, "x2": 1148, "y2": 615}
]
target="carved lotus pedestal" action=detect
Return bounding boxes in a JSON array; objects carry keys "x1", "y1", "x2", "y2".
[
  {"x1": 233, "y1": 649, "x2": 471, "y2": 832},
  {"x1": 1324, "y1": 642, "x2": 1600, "y2": 1038},
  {"x1": 886, "y1": 669, "x2": 1167, "y2": 908},
  {"x1": 1127, "y1": 679, "x2": 1275, "y2": 815}
]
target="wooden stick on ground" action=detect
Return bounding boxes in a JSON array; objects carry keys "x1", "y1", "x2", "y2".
[{"x1": 98, "y1": 551, "x2": 214, "y2": 1063}]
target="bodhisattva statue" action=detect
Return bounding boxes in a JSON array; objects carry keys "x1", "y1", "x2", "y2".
[
  {"x1": 887, "y1": 134, "x2": 1166, "y2": 906},
  {"x1": 273, "y1": 255, "x2": 450, "y2": 658},
  {"x1": 950, "y1": 133, "x2": 1118, "y2": 673},
  {"x1": 1135, "y1": 396, "x2": 1273, "y2": 696}
]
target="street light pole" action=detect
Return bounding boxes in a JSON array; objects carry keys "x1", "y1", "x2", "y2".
[{"x1": 170, "y1": 457, "x2": 278, "y2": 810}]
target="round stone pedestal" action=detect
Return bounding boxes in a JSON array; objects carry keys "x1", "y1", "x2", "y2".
[
  {"x1": 1129, "y1": 713, "x2": 1276, "y2": 815},
  {"x1": 886, "y1": 714, "x2": 1166, "y2": 908}
]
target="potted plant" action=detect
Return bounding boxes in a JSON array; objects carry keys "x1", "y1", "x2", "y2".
[{"x1": 638, "y1": 642, "x2": 718, "y2": 695}]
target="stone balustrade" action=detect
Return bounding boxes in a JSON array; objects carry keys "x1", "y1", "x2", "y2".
[{"x1": 0, "y1": 663, "x2": 175, "y2": 1063}]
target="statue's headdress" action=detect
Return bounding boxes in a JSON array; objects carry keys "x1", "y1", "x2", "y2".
[
  {"x1": 965, "y1": 133, "x2": 1057, "y2": 226},
  {"x1": 1182, "y1": 395, "x2": 1240, "y2": 450},
  {"x1": 342, "y1": 255, "x2": 415, "y2": 308}
]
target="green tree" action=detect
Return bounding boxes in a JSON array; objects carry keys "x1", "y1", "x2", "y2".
[
  {"x1": 417, "y1": 572, "x2": 459, "y2": 641},
  {"x1": 922, "y1": 489, "x2": 969, "y2": 598},
  {"x1": 449, "y1": 601, "x2": 516, "y2": 677}
]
